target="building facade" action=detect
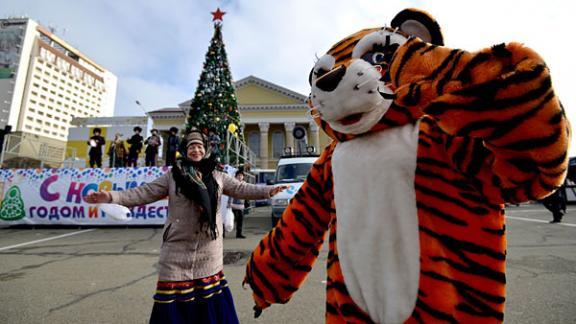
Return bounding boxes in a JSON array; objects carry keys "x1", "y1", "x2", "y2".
[
  {"x1": 149, "y1": 76, "x2": 331, "y2": 169},
  {"x1": 0, "y1": 18, "x2": 117, "y2": 167}
]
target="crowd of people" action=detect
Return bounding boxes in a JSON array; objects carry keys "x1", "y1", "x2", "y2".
[{"x1": 88, "y1": 127, "x2": 180, "y2": 168}]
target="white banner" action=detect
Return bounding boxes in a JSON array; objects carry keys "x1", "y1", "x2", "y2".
[{"x1": 0, "y1": 167, "x2": 170, "y2": 225}]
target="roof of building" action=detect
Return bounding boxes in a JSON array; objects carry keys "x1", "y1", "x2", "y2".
[
  {"x1": 178, "y1": 75, "x2": 308, "y2": 108},
  {"x1": 147, "y1": 107, "x2": 186, "y2": 114},
  {"x1": 234, "y1": 75, "x2": 308, "y2": 102},
  {"x1": 70, "y1": 116, "x2": 148, "y2": 127}
]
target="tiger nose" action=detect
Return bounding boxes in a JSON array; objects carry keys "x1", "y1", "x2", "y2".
[{"x1": 315, "y1": 65, "x2": 346, "y2": 92}]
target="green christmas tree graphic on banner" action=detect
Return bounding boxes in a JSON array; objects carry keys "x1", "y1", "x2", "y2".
[{"x1": 0, "y1": 186, "x2": 26, "y2": 221}]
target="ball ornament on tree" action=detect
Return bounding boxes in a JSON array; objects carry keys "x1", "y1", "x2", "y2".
[{"x1": 228, "y1": 123, "x2": 238, "y2": 135}]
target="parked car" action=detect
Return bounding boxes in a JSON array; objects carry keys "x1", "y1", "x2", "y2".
[
  {"x1": 251, "y1": 168, "x2": 276, "y2": 206},
  {"x1": 270, "y1": 154, "x2": 318, "y2": 226}
]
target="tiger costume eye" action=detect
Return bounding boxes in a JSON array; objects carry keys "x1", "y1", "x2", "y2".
[{"x1": 316, "y1": 68, "x2": 329, "y2": 78}]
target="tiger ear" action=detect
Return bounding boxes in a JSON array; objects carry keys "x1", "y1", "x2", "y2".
[{"x1": 391, "y1": 8, "x2": 444, "y2": 46}]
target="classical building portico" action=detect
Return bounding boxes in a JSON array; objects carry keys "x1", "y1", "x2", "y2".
[
  {"x1": 235, "y1": 76, "x2": 328, "y2": 169},
  {"x1": 150, "y1": 75, "x2": 331, "y2": 169}
]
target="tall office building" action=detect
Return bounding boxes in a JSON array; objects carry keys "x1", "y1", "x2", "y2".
[{"x1": 0, "y1": 18, "x2": 117, "y2": 167}]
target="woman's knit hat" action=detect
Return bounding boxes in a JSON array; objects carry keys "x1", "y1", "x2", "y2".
[{"x1": 184, "y1": 130, "x2": 207, "y2": 148}]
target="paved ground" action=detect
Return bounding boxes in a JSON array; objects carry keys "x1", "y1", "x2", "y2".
[{"x1": 0, "y1": 204, "x2": 575, "y2": 323}]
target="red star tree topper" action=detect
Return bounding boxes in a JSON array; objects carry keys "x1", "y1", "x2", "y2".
[{"x1": 211, "y1": 8, "x2": 226, "y2": 21}]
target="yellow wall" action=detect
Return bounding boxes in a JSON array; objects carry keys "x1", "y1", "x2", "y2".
[
  {"x1": 154, "y1": 119, "x2": 186, "y2": 128},
  {"x1": 236, "y1": 84, "x2": 303, "y2": 105},
  {"x1": 66, "y1": 127, "x2": 109, "y2": 165},
  {"x1": 239, "y1": 110, "x2": 308, "y2": 120}
]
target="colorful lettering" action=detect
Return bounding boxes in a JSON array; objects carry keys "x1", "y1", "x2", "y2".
[
  {"x1": 66, "y1": 182, "x2": 86, "y2": 204},
  {"x1": 40, "y1": 175, "x2": 60, "y2": 202}
]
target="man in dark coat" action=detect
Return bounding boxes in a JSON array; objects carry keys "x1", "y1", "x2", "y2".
[
  {"x1": 542, "y1": 182, "x2": 567, "y2": 223},
  {"x1": 145, "y1": 129, "x2": 161, "y2": 166},
  {"x1": 165, "y1": 127, "x2": 180, "y2": 166},
  {"x1": 127, "y1": 126, "x2": 144, "y2": 167},
  {"x1": 87, "y1": 128, "x2": 105, "y2": 168}
]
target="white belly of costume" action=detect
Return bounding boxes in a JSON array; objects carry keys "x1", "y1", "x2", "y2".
[{"x1": 332, "y1": 122, "x2": 420, "y2": 323}]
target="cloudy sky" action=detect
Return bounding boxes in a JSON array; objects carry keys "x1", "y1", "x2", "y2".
[{"x1": 2, "y1": 0, "x2": 574, "y2": 149}]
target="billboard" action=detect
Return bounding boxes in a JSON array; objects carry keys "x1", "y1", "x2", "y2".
[
  {"x1": 0, "y1": 20, "x2": 26, "y2": 79},
  {"x1": 0, "y1": 166, "x2": 169, "y2": 225}
]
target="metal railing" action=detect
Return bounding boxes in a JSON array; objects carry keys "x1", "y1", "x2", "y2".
[
  {"x1": 224, "y1": 130, "x2": 256, "y2": 168},
  {"x1": 0, "y1": 133, "x2": 77, "y2": 169}
]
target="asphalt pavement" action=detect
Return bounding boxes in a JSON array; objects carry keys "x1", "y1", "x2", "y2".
[{"x1": 0, "y1": 204, "x2": 575, "y2": 323}]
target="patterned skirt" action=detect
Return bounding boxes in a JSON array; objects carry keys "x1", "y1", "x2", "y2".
[{"x1": 149, "y1": 271, "x2": 239, "y2": 324}]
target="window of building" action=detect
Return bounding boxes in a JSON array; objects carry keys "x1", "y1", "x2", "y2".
[
  {"x1": 248, "y1": 131, "x2": 260, "y2": 157},
  {"x1": 272, "y1": 130, "x2": 285, "y2": 158}
]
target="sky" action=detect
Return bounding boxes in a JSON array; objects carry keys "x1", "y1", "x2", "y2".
[{"x1": 2, "y1": 0, "x2": 574, "y2": 150}]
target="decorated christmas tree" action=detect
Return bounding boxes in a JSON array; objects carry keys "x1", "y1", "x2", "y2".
[{"x1": 186, "y1": 8, "x2": 241, "y2": 157}]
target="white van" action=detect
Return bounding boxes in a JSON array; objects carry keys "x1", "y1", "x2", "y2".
[
  {"x1": 270, "y1": 155, "x2": 318, "y2": 226},
  {"x1": 251, "y1": 168, "x2": 276, "y2": 206}
]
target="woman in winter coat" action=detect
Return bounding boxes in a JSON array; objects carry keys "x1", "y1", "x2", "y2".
[
  {"x1": 108, "y1": 133, "x2": 127, "y2": 168},
  {"x1": 85, "y1": 130, "x2": 287, "y2": 324}
]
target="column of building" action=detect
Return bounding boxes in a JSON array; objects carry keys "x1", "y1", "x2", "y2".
[
  {"x1": 258, "y1": 122, "x2": 269, "y2": 168},
  {"x1": 309, "y1": 122, "x2": 320, "y2": 153},
  {"x1": 284, "y1": 122, "x2": 295, "y2": 153}
]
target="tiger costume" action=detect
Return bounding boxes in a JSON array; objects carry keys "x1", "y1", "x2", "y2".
[{"x1": 244, "y1": 8, "x2": 570, "y2": 323}]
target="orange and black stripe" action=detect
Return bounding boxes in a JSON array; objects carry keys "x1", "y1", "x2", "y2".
[{"x1": 245, "y1": 34, "x2": 568, "y2": 324}]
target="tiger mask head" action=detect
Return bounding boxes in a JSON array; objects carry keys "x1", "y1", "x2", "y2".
[{"x1": 309, "y1": 8, "x2": 443, "y2": 139}]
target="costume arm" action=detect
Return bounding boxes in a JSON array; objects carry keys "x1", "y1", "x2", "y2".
[
  {"x1": 109, "y1": 173, "x2": 169, "y2": 206},
  {"x1": 244, "y1": 144, "x2": 334, "y2": 316},
  {"x1": 390, "y1": 38, "x2": 570, "y2": 203},
  {"x1": 221, "y1": 173, "x2": 272, "y2": 200}
]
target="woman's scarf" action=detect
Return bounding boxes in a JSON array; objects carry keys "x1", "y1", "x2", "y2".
[{"x1": 172, "y1": 155, "x2": 219, "y2": 239}]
